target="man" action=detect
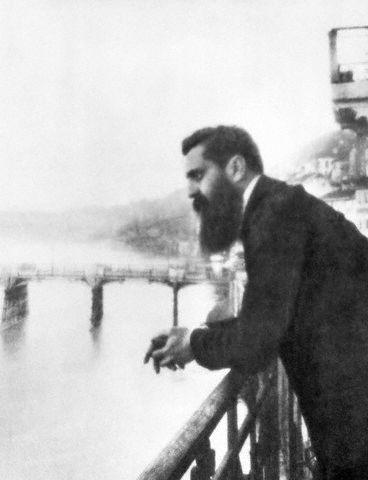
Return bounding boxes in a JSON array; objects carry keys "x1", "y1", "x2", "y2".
[{"x1": 144, "y1": 125, "x2": 368, "y2": 479}]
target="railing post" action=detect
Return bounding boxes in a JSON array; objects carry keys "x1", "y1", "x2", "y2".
[
  {"x1": 190, "y1": 438, "x2": 215, "y2": 480},
  {"x1": 278, "y1": 360, "x2": 290, "y2": 479},
  {"x1": 226, "y1": 400, "x2": 244, "y2": 479},
  {"x1": 249, "y1": 424, "x2": 259, "y2": 480},
  {"x1": 242, "y1": 376, "x2": 261, "y2": 480},
  {"x1": 257, "y1": 364, "x2": 280, "y2": 480},
  {"x1": 289, "y1": 391, "x2": 305, "y2": 480},
  {"x1": 296, "y1": 403, "x2": 305, "y2": 479},
  {"x1": 289, "y1": 388, "x2": 296, "y2": 480}
]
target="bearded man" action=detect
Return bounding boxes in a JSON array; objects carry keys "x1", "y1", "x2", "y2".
[{"x1": 144, "y1": 125, "x2": 368, "y2": 480}]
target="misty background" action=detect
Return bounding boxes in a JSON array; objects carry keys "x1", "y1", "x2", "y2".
[
  {"x1": 1, "y1": 2, "x2": 368, "y2": 479},
  {"x1": 1, "y1": 0, "x2": 367, "y2": 220}
]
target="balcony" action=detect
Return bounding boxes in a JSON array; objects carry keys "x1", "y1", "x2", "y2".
[{"x1": 138, "y1": 362, "x2": 314, "y2": 480}]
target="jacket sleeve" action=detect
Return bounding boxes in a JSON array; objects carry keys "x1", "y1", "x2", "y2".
[{"x1": 190, "y1": 192, "x2": 308, "y2": 373}]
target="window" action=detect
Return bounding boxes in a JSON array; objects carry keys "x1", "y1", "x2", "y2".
[{"x1": 334, "y1": 27, "x2": 368, "y2": 82}]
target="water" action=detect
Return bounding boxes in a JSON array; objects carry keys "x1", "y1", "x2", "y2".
[{"x1": 0, "y1": 239, "x2": 227, "y2": 479}]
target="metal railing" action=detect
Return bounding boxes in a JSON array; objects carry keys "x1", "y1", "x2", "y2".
[
  {"x1": 138, "y1": 360, "x2": 315, "y2": 480},
  {"x1": 138, "y1": 369, "x2": 273, "y2": 480}
]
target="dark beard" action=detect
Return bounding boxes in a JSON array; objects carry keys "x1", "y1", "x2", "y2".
[{"x1": 192, "y1": 176, "x2": 243, "y2": 256}]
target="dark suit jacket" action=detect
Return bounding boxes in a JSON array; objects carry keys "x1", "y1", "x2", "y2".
[{"x1": 190, "y1": 175, "x2": 368, "y2": 473}]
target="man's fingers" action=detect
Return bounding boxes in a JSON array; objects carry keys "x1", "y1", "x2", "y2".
[
  {"x1": 144, "y1": 334, "x2": 169, "y2": 364},
  {"x1": 144, "y1": 328, "x2": 192, "y2": 373},
  {"x1": 154, "y1": 358, "x2": 177, "y2": 373},
  {"x1": 151, "y1": 347, "x2": 177, "y2": 370},
  {"x1": 152, "y1": 334, "x2": 169, "y2": 348},
  {"x1": 151, "y1": 346, "x2": 168, "y2": 361},
  {"x1": 154, "y1": 357, "x2": 161, "y2": 374},
  {"x1": 144, "y1": 344, "x2": 155, "y2": 364},
  {"x1": 160, "y1": 355, "x2": 174, "y2": 367},
  {"x1": 151, "y1": 346, "x2": 169, "y2": 374}
]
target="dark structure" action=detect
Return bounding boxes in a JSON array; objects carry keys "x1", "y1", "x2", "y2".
[{"x1": 2, "y1": 277, "x2": 28, "y2": 325}]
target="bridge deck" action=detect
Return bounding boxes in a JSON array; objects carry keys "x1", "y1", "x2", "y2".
[{"x1": 0, "y1": 264, "x2": 231, "y2": 287}]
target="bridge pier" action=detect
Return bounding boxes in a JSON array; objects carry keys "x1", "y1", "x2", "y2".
[
  {"x1": 90, "y1": 281, "x2": 104, "y2": 329},
  {"x1": 166, "y1": 280, "x2": 188, "y2": 327},
  {"x1": 168, "y1": 276, "x2": 224, "y2": 327},
  {"x1": 2, "y1": 277, "x2": 29, "y2": 325},
  {"x1": 172, "y1": 282, "x2": 179, "y2": 327}
]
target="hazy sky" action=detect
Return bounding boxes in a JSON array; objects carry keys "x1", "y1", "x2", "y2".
[{"x1": 0, "y1": 0, "x2": 367, "y2": 211}]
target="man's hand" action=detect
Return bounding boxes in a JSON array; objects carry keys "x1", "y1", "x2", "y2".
[
  {"x1": 144, "y1": 327, "x2": 194, "y2": 374},
  {"x1": 144, "y1": 331, "x2": 170, "y2": 373}
]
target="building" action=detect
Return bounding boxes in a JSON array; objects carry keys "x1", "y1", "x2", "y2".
[
  {"x1": 323, "y1": 186, "x2": 368, "y2": 237},
  {"x1": 331, "y1": 157, "x2": 350, "y2": 184},
  {"x1": 329, "y1": 27, "x2": 368, "y2": 124},
  {"x1": 316, "y1": 156, "x2": 335, "y2": 176}
]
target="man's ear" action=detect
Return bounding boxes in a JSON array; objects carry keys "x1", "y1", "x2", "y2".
[{"x1": 224, "y1": 155, "x2": 247, "y2": 183}]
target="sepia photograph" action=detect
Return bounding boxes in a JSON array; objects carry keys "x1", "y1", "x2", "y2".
[{"x1": 1, "y1": 1, "x2": 368, "y2": 479}]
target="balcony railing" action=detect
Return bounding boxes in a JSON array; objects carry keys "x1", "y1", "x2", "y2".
[
  {"x1": 138, "y1": 369, "x2": 273, "y2": 480},
  {"x1": 138, "y1": 360, "x2": 315, "y2": 480}
]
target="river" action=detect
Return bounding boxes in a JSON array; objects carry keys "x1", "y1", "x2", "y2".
[{"x1": 0, "y1": 239, "x2": 228, "y2": 479}]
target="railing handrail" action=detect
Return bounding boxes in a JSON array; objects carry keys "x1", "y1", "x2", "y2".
[
  {"x1": 137, "y1": 369, "x2": 272, "y2": 480},
  {"x1": 138, "y1": 370, "x2": 240, "y2": 480},
  {"x1": 213, "y1": 374, "x2": 272, "y2": 480}
]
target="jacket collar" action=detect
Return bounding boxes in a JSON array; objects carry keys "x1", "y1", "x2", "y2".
[{"x1": 241, "y1": 175, "x2": 276, "y2": 234}]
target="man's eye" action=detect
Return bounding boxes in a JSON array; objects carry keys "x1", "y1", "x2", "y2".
[{"x1": 194, "y1": 172, "x2": 204, "y2": 181}]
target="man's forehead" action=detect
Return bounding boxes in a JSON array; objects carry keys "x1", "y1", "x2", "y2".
[{"x1": 185, "y1": 144, "x2": 209, "y2": 171}]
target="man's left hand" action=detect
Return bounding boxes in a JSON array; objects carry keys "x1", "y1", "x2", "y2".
[{"x1": 144, "y1": 327, "x2": 194, "y2": 373}]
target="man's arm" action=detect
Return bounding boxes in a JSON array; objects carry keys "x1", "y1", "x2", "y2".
[{"x1": 191, "y1": 193, "x2": 308, "y2": 374}]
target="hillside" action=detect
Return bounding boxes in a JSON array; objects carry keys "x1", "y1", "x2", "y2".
[
  {"x1": 116, "y1": 190, "x2": 198, "y2": 257},
  {"x1": 0, "y1": 190, "x2": 198, "y2": 258}
]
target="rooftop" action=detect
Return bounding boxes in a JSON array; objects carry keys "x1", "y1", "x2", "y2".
[{"x1": 322, "y1": 189, "x2": 355, "y2": 200}]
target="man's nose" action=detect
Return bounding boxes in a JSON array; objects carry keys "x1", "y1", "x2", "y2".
[{"x1": 187, "y1": 180, "x2": 199, "y2": 199}]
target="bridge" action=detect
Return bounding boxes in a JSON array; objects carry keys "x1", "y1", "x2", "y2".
[
  {"x1": 0, "y1": 263, "x2": 232, "y2": 286},
  {"x1": 0, "y1": 263, "x2": 232, "y2": 330}
]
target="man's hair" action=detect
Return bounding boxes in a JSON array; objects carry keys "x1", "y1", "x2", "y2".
[{"x1": 182, "y1": 125, "x2": 264, "y2": 174}]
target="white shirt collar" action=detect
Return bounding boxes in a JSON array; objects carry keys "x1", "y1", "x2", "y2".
[
  {"x1": 242, "y1": 174, "x2": 261, "y2": 212},
  {"x1": 224, "y1": 175, "x2": 261, "y2": 268}
]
